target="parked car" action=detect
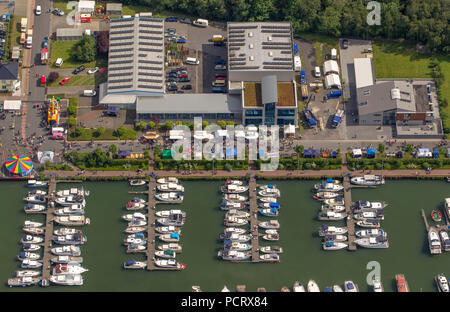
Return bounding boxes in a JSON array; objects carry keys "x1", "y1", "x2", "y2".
[
  {"x1": 181, "y1": 84, "x2": 192, "y2": 90},
  {"x1": 215, "y1": 65, "x2": 226, "y2": 70},
  {"x1": 177, "y1": 38, "x2": 186, "y2": 44},
  {"x1": 216, "y1": 73, "x2": 227, "y2": 78},
  {"x1": 179, "y1": 18, "x2": 191, "y2": 24},
  {"x1": 178, "y1": 77, "x2": 190, "y2": 82},
  {"x1": 178, "y1": 73, "x2": 188, "y2": 79},
  {"x1": 72, "y1": 65, "x2": 85, "y2": 75},
  {"x1": 167, "y1": 85, "x2": 178, "y2": 91},
  {"x1": 165, "y1": 17, "x2": 178, "y2": 22},
  {"x1": 342, "y1": 39, "x2": 349, "y2": 49},
  {"x1": 167, "y1": 78, "x2": 178, "y2": 83},
  {"x1": 52, "y1": 8, "x2": 64, "y2": 16},
  {"x1": 211, "y1": 87, "x2": 225, "y2": 93},
  {"x1": 215, "y1": 58, "x2": 226, "y2": 65},
  {"x1": 216, "y1": 76, "x2": 226, "y2": 80},
  {"x1": 87, "y1": 67, "x2": 99, "y2": 74},
  {"x1": 59, "y1": 77, "x2": 71, "y2": 85},
  {"x1": 35, "y1": 5, "x2": 41, "y2": 15}
]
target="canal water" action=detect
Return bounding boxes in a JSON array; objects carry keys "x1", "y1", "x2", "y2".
[{"x1": 0, "y1": 180, "x2": 448, "y2": 292}]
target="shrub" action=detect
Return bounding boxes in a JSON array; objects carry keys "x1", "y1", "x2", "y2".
[
  {"x1": 67, "y1": 116, "x2": 76, "y2": 127},
  {"x1": 94, "y1": 127, "x2": 105, "y2": 137},
  {"x1": 378, "y1": 143, "x2": 385, "y2": 154},
  {"x1": 217, "y1": 120, "x2": 226, "y2": 129},
  {"x1": 48, "y1": 71, "x2": 59, "y2": 83},
  {"x1": 148, "y1": 121, "x2": 156, "y2": 130},
  {"x1": 72, "y1": 35, "x2": 97, "y2": 62}
]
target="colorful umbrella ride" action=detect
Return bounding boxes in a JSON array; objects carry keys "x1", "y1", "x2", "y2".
[{"x1": 5, "y1": 155, "x2": 33, "y2": 176}]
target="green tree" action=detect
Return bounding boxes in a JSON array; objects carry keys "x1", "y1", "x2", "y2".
[
  {"x1": 72, "y1": 35, "x2": 97, "y2": 62},
  {"x1": 140, "y1": 121, "x2": 147, "y2": 130},
  {"x1": 109, "y1": 144, "x2": 118, "y2": 155},
  {"x1": 405, "y1": 144, "x2": 413, "y2": 153},
  {"x1": 94, "y1": 127, "x2": 105, "y2": 137},
  {"x1": 74, "y1": 127, "x2": 84, "y2": 137},
  {"x1": 378, "y1": 143, "x2": 385, "y2": 154},
  {"x1": 202, "y1": 121, "x2": 209, "y2": 128},
  {"x1": 116, "y1": 126, "x2": 127, "y2": 137},
  {"x1": 67, "y1": 116, "x2": 76, "y2": 127},
  {"x1": 217, "y1": 120, "x2": 226, "y2": 129},
  {"x1": 165, "y1": 120, "x2": 174, "y2": 130},
  {"x1": 226, "y1": 121, "x2": 235, "y2": 126},
  {"x1": 148, "y1": 121, "x2": 156, "y2": 130},
  {"x1": 296, "y1": 145, "x2": 305, "y2": 156}
]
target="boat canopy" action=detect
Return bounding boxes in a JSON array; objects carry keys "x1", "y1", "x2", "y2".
[
  {"x1": 325, "y1": 241, "x2": 335, "y2": 247},
  {"x1": 170, "y1": 233, "x2": 180, "y2": 239},
  {"x1": 126, "y1": 260, "x2": 136, "y2": 265},
  {"x1": 267, "y1": 184, "x2": 274, "y2": 189},
  {"x1": 269, "y1": 202, "x2": 279, "y2": 208}
]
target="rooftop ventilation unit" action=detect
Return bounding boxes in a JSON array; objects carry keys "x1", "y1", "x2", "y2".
[
  {"x1": 268, "y1": 51, "x2": 273, "y2": 57},
  {"x1": 268, "y1": 36, "x2": 272, "y2": 41},
  {"x1": 249, "y1": 43, "x2": 254, "y2": 49},
  {"x1": 248, "y1": 32, "x2": 253, "y2": 37},
  {"x1": 249, "y1": 55, "x2": 254, "y2": 61},
  {"x1": 391, "y1": 88, "x2": 401, "y2": 100}
]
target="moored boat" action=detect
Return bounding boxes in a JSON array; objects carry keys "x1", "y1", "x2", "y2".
[
  {"x1": 259, "y1": 246, "x2": 283, "y2": 254},
  {"x1": 373, "y1": 279, "x2": 384, "y2": 292},
  {"x1": 22, "y1": 243, "x2": 41, "y2": 252},
  {"x1": 53, "y1": 215, "x2": 90, "y2": 226},
  {"x1": 23, "y1": 195, "x2": 46, "y2": 204},
  {"x1": 224, "y1": 227, "x2": 246, "y2": 235},
  {"x1": 155, "y1": 192, "x2": 184, "y2": 203},
  {"x1": 259, "y1": 202, "x2": 280, "y2": 209},
  {"x1": 428, "y1": 227, "x2": 442, "y2": 254},
  {"x1": 350, "y1": 175, "x2": 384, "y2": 186},
  {"x1": 259, "y1": 253, "x2": 280, "y2": 262},
  {"x1": 324, "y1": 197, "x2": 344, "y2": 206},
  {"x1": 53, "y1": 228, "x2": 81, "y2": 236},
  {"x1": 155, "y1": 250, "x2": 176, "y2": 259},
  {"x1": 24, "y1": 220, "x2": 43, "y2": 228},
  {"x1": 157, "y1": 214, "x2": 184, "y2": 226},
  {"x1": 293, "y1": 281, "x2": 305, "y2": 292},
  {"x1": 396, "y1": 274, "x2": 409, "y2": 292},
  {"x1": 225, "y1": 179, "x2": 243, "y2": 186},
  {"x1": 321, "y1": 204, "x2": 345, "y2": 213},
  {"x1": 314, "y1": 192, "x2": 339, "y2": 200},
  {"x1": 158, "y1": 232, "x2": 180, "y2": 243},
  {"x1": 259, "y1": 208, "x2": 279, "y2": 217},
  {"x1": 356, "y1": 218, "x2": 380, "y2": 228},
  {"x1": 323, "y1": 241, "x2": 348, "y2": 250},
  {"x1": 258, "y1": 197, "x2": 277, "y2": 203},
  {"x1": 221, "y1": 184, "x2": 249, "y2": 194},
  {"x1": 353, "y1": 200, "x2": 387, "y2": 213},
  {"x1": 158, "y1": 243, "x2": 182, "y2": 253},
  {"x1": 224, "y1": 194, "x2": 247, "y2": 202},
  {"x1": 220, "y1": 200, "x2": 247, "y2": 210},
  {"x1": 154, "y1": 259, "x2": 186, "y2": 270},
  {"x1": 53, "y1": 204, "x2": 85, "y2": 216},
  {"x1": 55, "y1": 188, "x2": 89, "y2": 197},
  {"x1": 218, "y1": 249, "x2": 251, "y2": 261},
  {"x1": 126, "y1": 201, "x2": 146, "y2": 210},
  {"x1": 8, "y1": 276, "x2": 40, "y2": 287},
  {"x1": 226, "y1": 209, "x2": 250, "y2": 219},
  {"x1": 353, "y1": 210, "x2": 384, "y2": 221},
  {"x1": 318, "y1": 210, "x2": 346, "y2": 221},
  {"x1": 51, "y1": 245, "x2": 81, "y2": 256},
  {"x1": 258, "y1": 188, "x2": 280, "y2": 198},
  {"x1": 122, "y1": 212, "x2": 147, "y2": 221},
  {"x1": 440, "y1": 230, "x2": 450, "y2": 251},
  {"x1": 126, "y1": 244, "x2": 147, "y2": 253},
  {"x1": 23, "y1": 227, "x2": 45, "y2": 235},
  {"x1": 50, "y1": 274, "x2": 83, "y2": 286},
  {"x1": 431, "y1": 210, "x2": 442, "y2": 222},
  {"x1": 157, "y1": 177, "x2": 178, "y2": 184},
  {"x1": 127, "y1": 219, "x2": 147, "y2": 227},
  {"x1": 123, "y1": 237, "x2": 147, "y2": 246},
  {"x1": 435, "y1": 274, "x2": 449, "y2": 292},
  {"x1": 55, "y1": 195, "x2": 85, "y2": 206},
  {"x1": 314, "y1": 181, "x2": 344, "y2": 192},
  {"x1": 221, "y1": 286, "x2": 231, "y2": 292},
  {"x1": 27, "y1": 180, "x2": 48, "y2": 188},
  {"x1": 155, "y1": 226, "x2": 181, "y2": 235},
  {"x1": 24, "y1": 204, "x2": 47, "y2": 214},
  {"x1": 258, "y1": 220, "x2": 280, "y2": 229},
  {"x1": 129, "y1": 179, "x2": 146, "y2": 186},
  {"x1": 21, "y1": 235, "x2": 44, "y2": 244},
  {"x1": 27, "y1": 190, "x2": 47, "y2": 196},
  {"x1": 333, "y1": 285, "x2": 344, "y2": 292},
  {"x1": 157, "y1": 183, "x2": 184, "y2": 192},
  {"x1": 262, "y1": 234, "x2": 279, "y2": 241},
  {"x1": 319, "y1": 225, "x2": 348, "y2": 236},
  {"x1": 445, "y1": 198, "x2": 450, "y2": 222},
  {"x1": 223, "y1": 241, "x2": 252, "y2": 251},
  {"x1": 52, "y1": 264, "x2": 88, "y2": 275},
  {"x1": 124, "y1": 226, "x2": 146, "y2": 234},
  {"x1": 224, "y1": 216, "x2": 248, "y2": 227},
  {"x1": 323, "y1": 234, "x2": 347, "y2": 242},
  {"x1": 52, "y1": 233, "x2": 87, "y2": 245},
  {"x1": 155, "y1": 209, "x2": 186, "y2": 218},
  {"x1": 355, "y1": 228, "x2": 387, "y2": 238},
  {"x1": 123, "y1": 260, "x2": 147, "y2": 269},
  {"x1": 307, "y1": 280, "x2": 320, "y2": 292},
  {"x1": 16, "y1": 270, "x2": 40, "y2": 278},
  {"x1": 220, "y1": 232, "x2": 251, "y2": 242},
  {"x1": 50, "y1": 255, "x2": 83, "y2": 264},
  {"x1": 344, "y1": 281, "x2": 359, "y2": 292},
  {"x1": 21, "y1": 259, "x2": 42, "y2": 269},
  {"x1": 17, "y1": 252, "x2": 40, "y2": 261}
]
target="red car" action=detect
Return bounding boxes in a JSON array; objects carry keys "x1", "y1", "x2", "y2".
[
  {"x1": 178, "y1": 73, "x2": 188, "y2": 78},
  {"x1": 60, "y1": 77, "x2": 71, "y2": 85}
]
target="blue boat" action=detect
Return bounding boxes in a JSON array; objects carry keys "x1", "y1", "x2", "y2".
[
  {"x1": 259, "y1": 208, "x2": 279, "y2": 217},
  {"x1": 324, "y1": 286, "x2": 333, "y2": 292}
]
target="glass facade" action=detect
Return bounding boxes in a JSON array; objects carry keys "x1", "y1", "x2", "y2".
[
  {"x1": 137, "y1": 113, "x2": 236, "y2": 121},
  {"x1": 245, "y1": 118, "x2": 263, "y2": 126},
  {"x1": 277, "y1": 118, "x2": 295, "y2": 125},
  {"x1": 277, "y1": 109, "x2": 295, "y2": 117},
  {"x1": 245, "y1": 109, "x2": 263, "y2": 117},
  {"x1": 264, "y1": 103, "x2": 275, "y2": 125}
]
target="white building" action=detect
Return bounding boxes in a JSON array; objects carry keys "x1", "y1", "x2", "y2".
[
  {"x1": 323, "y1": 60, "x2": 339, "y2": 75},
  {"x1": 78, "y1": 1, "x2": 95, "y2": 13},
  {"x1": 324, "y1": 74, "x2": 341, "y2": 89}
]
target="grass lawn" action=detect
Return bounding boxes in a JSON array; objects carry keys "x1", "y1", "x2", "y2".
[
  {"x1": 68, "y1": 128, "x2": 137, "y2": 141},
  {"x1": 121, "y1": 6, "x2": 193, "y2": 19},
  {"x1": 48, "y1": 73, "x2": 107, "y2": 87},
  {"x1": 10, "y1": 15, "x2": 22, "y2": 46},
  {"x1": 53, "y1": 0, "x2": 75, "y2": 14},
  {"x1": 50, "y1": 40, "x2": 107, "y2": 69},
  {"x1": 297, "y1": 32, "x2": 339, "y2": 66}
]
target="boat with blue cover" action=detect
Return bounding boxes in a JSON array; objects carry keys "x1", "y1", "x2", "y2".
[
  {"x1": 52, "y1": 233, "x2": 87, "y2": 245},
  {"x1": 323, "y1": 241, "x2": 348, "y2": 250},
  {"x1": 159, "y1": 232, "x2": 180, "y2": 242},
  {"x1": 223, "y1": 240, "x2": 252, "y2": 251},
  {"x1": 123, "y1": 260, "x2": 147, "y2": 269},
  {"x1": 259, "y1": 202, "x2": 280, "y2": 209},
  {"x1": 155, "y1": 250, "x2": 176, "y2": 259},
  {"x1": 344, "y1": 281, "x2": 359, "y2": 292},
  {"x1": 220, "y1": 232, "x2": 251, "y2": 242},
  {"x1": 259, "y1": 207, "x2": 279, "y2": 217}
]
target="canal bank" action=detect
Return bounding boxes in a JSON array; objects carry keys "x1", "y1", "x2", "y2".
[{"x1": 0, "y1": 180, "x2": 448, "y2": 292}]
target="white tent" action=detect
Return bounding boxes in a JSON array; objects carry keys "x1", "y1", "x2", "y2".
[
  {"x1": 324, "y1": 74, "x2": 342, "y2": 89},
  {"x1": 352, "y1": 149, "x2": 362, "y2": 158},
  {"x1": 323, "y1": 60, "x2": 339, "y2": 75},
  {"x1": 416, "y1": 148, "x2": 432, "y2": 158},
  {"x1": 331, "y1": 48, "x2": 337, "y2": 60},
  {"x1": 235, "y1": 130, "x2": 245, "y2": 138},
  {"x1": 193, "y1": 131, "x2": 214, "y2": 140},
  {"x1": 3, "y1": 100, "x2": 21, "y2": 110},
  {"x1": 37, "y1": 151, "x2": 54, "y2": 164},
  {"x1": 284, "y1": 124, "x2": 295, "y2": 135},
  {"x1": 216, "y1": 130, "x2": 229, "y2": 137},
  {"x1": 169, "y1": 130, "x2": 184, "y2": 140},
  {"x1": 78, "y1": 1, "x2": 95, "y2": 13}
]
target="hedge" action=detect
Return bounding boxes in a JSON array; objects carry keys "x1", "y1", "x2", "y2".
[
  {"x1": 154, "y1": 159, "x2": 248, "y2": 171},
  {"x1": 254, "y1": 158, "x2": 342, "y2": 170}
]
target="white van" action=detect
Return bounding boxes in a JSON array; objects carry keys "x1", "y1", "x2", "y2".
[
  {"x1": 55, "y1": 58, "x2": 63, "y2": 67},
  {"x1": 83, "y1": 90, "x2": 97, "y2": 97},
  {"x1": 314, "y1": 66, "x2": 321, "y2": 78},
  {"x1": 51, "y1": 127, "x2": 66, "y2": 135},
  {"x1": 212, "y1": 79, "x2": 225, "y2": 87},
  {"x1": 185, "y1": 57, "x2": 199, "y2": 65},
  {"x1": 193, "y1": 19, "x2": 208, "y2": 27}
]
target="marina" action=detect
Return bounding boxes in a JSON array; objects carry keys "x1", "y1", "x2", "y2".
[{"x1": 0, "y1": 179, "x2": 449, "y2": 291}]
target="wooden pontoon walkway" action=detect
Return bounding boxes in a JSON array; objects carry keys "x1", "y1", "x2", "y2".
[
  {"x1": 41, "y1": 177, "x2": 57, "y2": 286},
  {"x1": 249, "y1": 177, "x2": 260, "y2": 262},
  {"x1": 343, "y1": 175, "x2": 357, "y2": 251}
]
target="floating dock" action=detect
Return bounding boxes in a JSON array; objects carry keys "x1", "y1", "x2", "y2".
[
  {"x1": 249, "y1": 177, "x2": 260, "y2": 263},
  {"x1": 343, "y1": 175, "x2": 357, "y2": 251},
  {"x1": 40, "y1": 177, "x2": 57, "y2": 286}
]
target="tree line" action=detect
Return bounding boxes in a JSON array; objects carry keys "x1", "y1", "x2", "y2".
[{"x1": 122, "y1": 0, "x2": 449, "y2": 53}]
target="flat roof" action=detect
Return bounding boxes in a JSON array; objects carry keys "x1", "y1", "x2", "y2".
[
  {"x1": 227, "y1": 22, "x2": 294, "y2": 72},
  {"x1": 354, "y1": 58, "x2": 374, "y2": 89},
  {"x1": 107, "y1": 14, "x2": 165, "y2": 95},
  {"x1": 136, "y1": 94, "x2": 242, "y2": 114},
  {"x1": 56, "y1": 28, "x2": 83, "y2": 36},
  {"x1": 243, "y1": 82, "x2": 296, "y2": 108}
]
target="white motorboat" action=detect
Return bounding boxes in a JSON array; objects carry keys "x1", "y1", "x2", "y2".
[
  {"x1": 323, "y1": 241, "x2": 348, "y2": 250},
  {"x1": 23, "y1": 195, "x2": 46, "y2": 204},
  {"x1": 158, "y1": 243, "x2": 182, "y2": 253},
  {"x1": 27, "y1": 180, "x2": 48, "y2": 187},
  {"x1": 220, "y1": 200, "x2": 247, "y2": 210},
  {"x1": 258, "y1": 197, "x2": 277, "y2": 203},
  {"x1": 259, "y1": 202, "x2": 281, "y2": 209},
  {"x1": 51, "y1": 245, "x2": 81, "y2": 256},
  {"x1": 157, "y1": 177, "x2": 178, "y2": 184},
  {"x1": 128, "y1": 219, "x2": 147, "y2": 227},
  {"x1": 155, "y1": 226, "x2": 181, "y2": 235},
  {"x1": 122, "y1": 212, "x2": 147, "y2": 221},
  {"x1": 258, "y1": 184, "x2": 279, "y2": 191},
  {"x1": 21, "y1": 259, "x2": 42, "y2": 269},
  {"x1": 262, "y1": 234, "x2": 279, "y2": 241},
  {"x1": 218, "y1": 249, "x2": 251, "y2": 261},
  {"x1": 223, "y1": 241, "x2": 251, "y2": 251},
  {"x1": 439, "y1": 230, "x2": 450, "y2": 252},
  {"x1": 27, "y1": 189, "x2": 47, "y2": 196},
  {"x1": 224, "y1": 227, "x2": 247, "y2": 235},
  {"x1": 16, "y1": 270, "x2": 41, "y2": 278},
  {"x1": 321, "y1": 204, "x2": 345, "y2": 212},
  {"x1": 350, "y1": 175, "x2": 384, "y2": 186},
  {"x1": 259, "y1": 253, "x2": 280, "y2": 262},
  {"x1": 324, "y1": 197, "x2": 345, "y2": 206},
  {"x1": 126, "y1": 202, "x2": 146, "y2": 210},
  {"x1": 220, "y1": 232, "x2": 251, "y2": 242},
  {"x1": 293, "y1": 281, "x2": 306, "y2": 292},
  {"x1": 353, "y1": 200, "x2": 387, "y2": 212},
  {"x1": 221, "y1": 184, "x2": 249, "y2": 194},
  {"x1": 322, "y1": 234, "x2": 347, "y2": 242},
  {"x1": 356, "y1": 219, "x2": 380, "y2": 228},
  {"x1": 53, "y1": 204, "x2": 85, "y2": 216},
  {"x1": 8, "y1": 276, "x2": 40, "y2": 287},
  {"x1": 428, "y1": 227, "x2": 442, "y2": 254},
  {"x1": 258, "y1": 188, "x2": 280, "y2": 197},
  {"x1": 435, "y1": 274, "x2": 449, "y2": 292},
  {"x1": 54, "y1": 228, "x2": 81, "y2": 236},
  {"x1": 319, "y1": 225, "x2": 348, "y2": 236},
  {"x1": 226, "y1": 209, "x2": 250, "y2": 219},
  {"x1": 314, "y1": 182, "x2": 344, "y2": 192},
  {"x1": 23, "y1": 227, "x2": 45, "y2": 235},
  {"x1": 318, "y1": 210, "x2": 346, "y2": 221},
  {"x1": 157, "y1": 214, "x2": 184, "y2": 226},
  {"x1": 50, "y1": 255, "x2": 83, "y2": 264},
  {"x1": 355, "y1": 236, "x2": 389, "y2": 248},
  {"x1": 154, "y1": 259, "x2": 186, "y2": 270},
  {"x1": 224, "y1": 216, "x2": 248, "y2": 227},
  {"x1": 50, "y1": 274, "x2": 83, "y2": 286},
  {"x1": 129, "y1": 197, "x2": 146, "y2": 204},
  {"x1": 373, "y1": 279, "x2": 384, "y2": 292},
  {"x1": 155, "y1": 250, "x2": 176, "y2": 259},
  {"x1": 24, "y1": 220, "x2": 43, "y2": 228},
  {"x1": 307, "y1": 280, "x2": 320, "y2": 292},
  {"x1": 221, "y1": 286, "x2": 231, "y2": 292},
  {"x1": 314, "y1": 192, "x2": 339, "y2": 200},
  {"x1": 22, "y1": 243, "x2": 41, "y2": 252},
  {"x1": 17, "y1": 252, "x2": 40, "y2": 261},
  {"x1": 258, "y1": 220, "x2": 280, "y2": 229},
  {"x1": 354, "y1": 210, "x2": 384, "y2": 221},
  {"x1": 224, "y1": 194, "x2": 247, "y2": 202},
  {"x1": 259, "y1": 246, "x2": 283, "y2": 254},
  {"x1": 155, "y1": 209, "x2": 186, "y2": 218},
  {"x1": 155, "y1": 192, "x2": 184, "y2": 203},
  {"x1": 225, "y1": 179, "x2": 243, "y2": 186},
  {"x1": 265, "y1": 229, "x2": 278, "y2": 235},
  {"x1": 157, "y1": 183, "x2": 185, "y2": 192},
  {"x1": 158, "y1": 233, "x2": 180, "y2": 243},
  {"x1": 55, "y1": 195, "x2": 85, "y2": 206},
  {"x1": 355, "y1": 228, "x2": 387, "y2": 238},
  {"x1": 24, "y1": 204, "x2": 47, "y2": 214},
  {"x1": 54, "y1": 215, "x2": 90, "y2": 226},
  {"x1": 344, "y1": 281, "x2": 359, "y2": 292},
  {"x1": 445, "y1": 198, "x2": 450, "y2": 223},
  {"x1": 52, "y1": 233, "x2": 87, "y2": 245},
  {"x1": 55, "y1": 188, "x2": 89, "y2": 197},
  {"x1": 124, "y1": 260, "x2": 147, "y2": 269},
  {"x1": 21, "y1": 235, "x2": 44, "y2": 244},
  {"x1": 333, "y1": 285, "x2": 344, "y2": 292},
  {"x1": 124, "y1": 226, "x2": 146, "y2": 234},
  {"x1": 52, "y1": 264, "x2": 88, "y2": 275},
  {"x1": 129, "y1": 179, "x2": 146, "y2": 186},
  {"x1": 126, "y1": 244, "x2": 147, "y2": 253}
]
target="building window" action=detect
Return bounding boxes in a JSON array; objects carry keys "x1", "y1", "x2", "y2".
[
  {"x1": 245, "y1": 109, "x2": 263, "y2": 117},
  {"x1": 277, "y1": 118, "x2": 295, "y2": 125},
  {"x1": 264, "y1": 103, "x2": 275, "y2": 125},
  {"x1": 245, "y1": 118, "x2": 262, "y2": 126},
  {"x1": 277, "y1": 109, "x2": 295, "y2": 117}
]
